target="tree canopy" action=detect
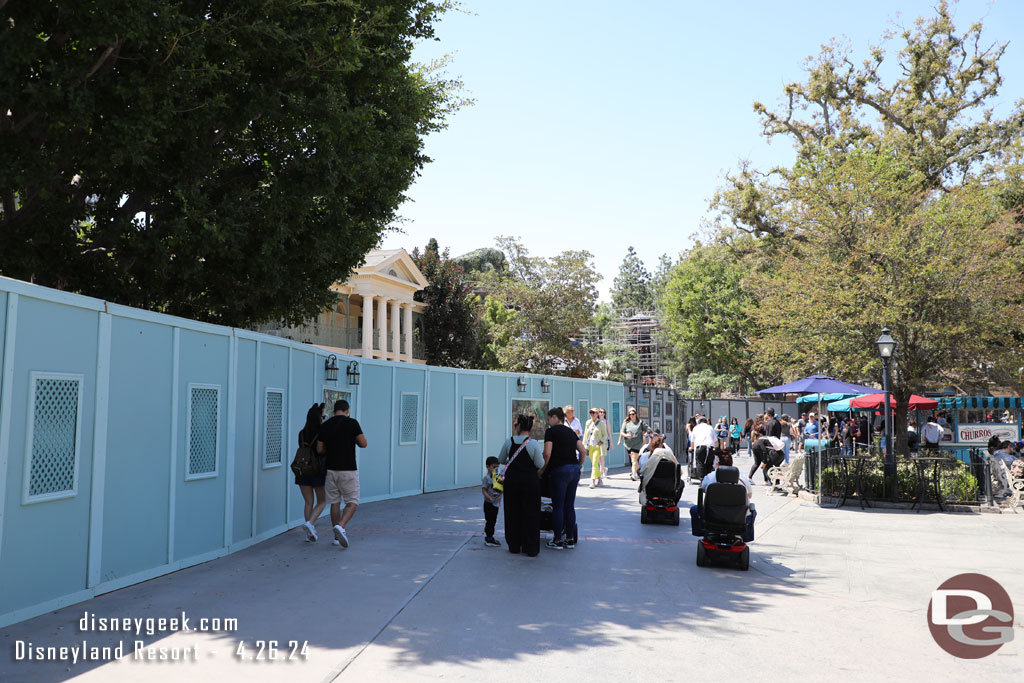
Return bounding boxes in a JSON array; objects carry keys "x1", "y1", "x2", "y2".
[
  {"x1": 659, "y1": 239, "x2": 767, "y2": 390},
  {"x1": 610, "y1": 246, "x2": 653, "y2": 312},
  {"x1": 662, "y1": 1, "x2": 1024, "y2": 451},
  {"x1": 0, "y1": 0, "x2": 463, "y2": 326},
  {"x1": 411, "y1": 239, "x2": 481, "y2": 369},
  {"x1": 481, "y1": 236, "x2": 600, "y2": 377}
]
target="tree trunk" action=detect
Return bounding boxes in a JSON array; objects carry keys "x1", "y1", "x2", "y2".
[
  {"x1": 893, "y1": 401, "x2": 909, "y2": 456},
  {"x1": 891, "y1": 386, "x2": 911, "y2": 456}
]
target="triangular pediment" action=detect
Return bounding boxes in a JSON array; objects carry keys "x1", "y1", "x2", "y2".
[{"x1": 353, "y1": 249, "x2": 428, "y2": 289}]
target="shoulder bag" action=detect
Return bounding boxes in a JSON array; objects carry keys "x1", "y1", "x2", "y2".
[{"x1": 493, "y1": 437, "x2": 531, "y2": 492}]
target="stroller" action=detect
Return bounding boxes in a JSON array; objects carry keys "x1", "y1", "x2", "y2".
[
  {"x1": 539, "y1": 473, "x2": 578, "y2": 543},
  {"x1": 639, "y1": 457, "x2": 684, "y2": 525},
  {"x1": 692, "y1": 466, "x2": 751, "y2": 570}
]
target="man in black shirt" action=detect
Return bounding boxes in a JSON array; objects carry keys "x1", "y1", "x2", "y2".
[
  {"x1": 763, "y1": 408, "x2": 782, "y2": 439},
  {"x1": 317, "y1": 399, "x2": 367, "y2": 548}
]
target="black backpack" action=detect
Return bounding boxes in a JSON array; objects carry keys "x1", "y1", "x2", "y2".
[{"x1": 290, "y1": 437, "x2": 325, "y2": 479}]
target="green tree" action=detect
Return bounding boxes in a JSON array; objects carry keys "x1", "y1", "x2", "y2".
[
  {"x1": 411, "y1": 240, "x2": 481, "y2": 368},
  {"x1": 453, "y1": 248, "x2": 507, "y2": 277},
  {"x1": 598, "y1": 341, "x2": 639, "y2": 384},
  {"x1": 482, "y1": 236, "x2": 601, "y2": 377},
  {"x1": 659, "y1": 240, "x2": 767, "y2": 389},
  {"x1": 478, "y1": 295, "x2": 515, "y2": 371},
  {"x1": 610, "y1": 246, "x2": 653, "y2": 312},
  {"x1": 650, "y1": 253, "x2": 675, "y2": 296},
  {"x1": 0, "y1": 0, "x2": 464, "y2": 326},
  {"x1": 749, "y1": 147, "x2": 1020, "y2": 454},
  {"x1": 683, "y1": 369, "x2": 740, "y2": 400},
  {"x1": 708, "y1": 2, "x2": 1024, "y2": 451}
]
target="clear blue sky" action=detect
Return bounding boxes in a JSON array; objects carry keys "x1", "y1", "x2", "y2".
[{"x1": 381, "y1": 0, "x2": 1024, "y2": 300}]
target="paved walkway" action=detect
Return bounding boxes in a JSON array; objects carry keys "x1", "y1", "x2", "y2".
[{"x1": 2, "y1": 453, "x2": 1021, "y2": 682}]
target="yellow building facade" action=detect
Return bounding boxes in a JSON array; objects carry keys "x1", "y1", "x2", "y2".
[{"x1": 257, "y1": 249, "x2": 429, "y2": 363}]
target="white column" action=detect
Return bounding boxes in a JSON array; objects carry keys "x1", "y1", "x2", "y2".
[
  {"x1": 403, "y1": 304, "x2": 414, "y2": 362},
  {"x1": 390, "y1": 300, "x2": 401, "y2": 362},
  {"x1": 376, "y1": 297, "x2": 388, "y2": 359},
  {"x1": 361, "y1": 295, "x2": 374, "y2": 358}
]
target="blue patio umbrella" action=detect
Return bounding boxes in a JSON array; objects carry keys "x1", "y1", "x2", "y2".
[
  {"x1": 757, "y1": 375, "x2": 878, "y2": 396},
  {"x1": 757, "y1": 375, "x2": 879, "y2": 492},
  {"x1": 825, "y1": 398, "x2": 867, "y2": 412}
]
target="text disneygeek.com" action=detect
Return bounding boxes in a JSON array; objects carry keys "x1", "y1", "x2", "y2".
[{"x1": 12, "y1": 611, "x2": 310, "y2": 664}]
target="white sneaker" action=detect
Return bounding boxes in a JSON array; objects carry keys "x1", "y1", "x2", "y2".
[
  {"x1": 333, "y1": 525, "x2": 349, "y2": 548},
  {"x1": 589, "y1": 481, "x2": 596, "y2": 489},
  {"x1": 304, "y1": 521, "x2": 317, "y2": 542},
  {"x1": 596, "y1": 478, "x2": 603, "y2": 487}
]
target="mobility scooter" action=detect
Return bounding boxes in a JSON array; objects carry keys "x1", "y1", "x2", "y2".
[{"x1": 692, "y1": 465, "x2": 751, "y2": 570}]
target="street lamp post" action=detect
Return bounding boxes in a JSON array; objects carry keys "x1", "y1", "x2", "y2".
[{"x1": 876, "y1": 328, "x2": 897, "y2": 499}]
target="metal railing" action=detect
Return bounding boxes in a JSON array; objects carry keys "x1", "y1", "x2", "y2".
[{"x1": 801, "y1": 445, "x2": 992, "y2": 506}]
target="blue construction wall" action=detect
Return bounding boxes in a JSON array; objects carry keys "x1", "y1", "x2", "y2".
[{"x1": 0, "y1": 277, "x2": 624, "y2": 627}]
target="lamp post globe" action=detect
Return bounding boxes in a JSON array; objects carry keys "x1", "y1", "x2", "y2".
[{"x1": 875, "y1": 328, "x2": 896, "y2": 359}]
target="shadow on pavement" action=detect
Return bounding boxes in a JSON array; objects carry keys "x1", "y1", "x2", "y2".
[{"x1": 0, "y1": 473, "x2": 807, "y2": 681}]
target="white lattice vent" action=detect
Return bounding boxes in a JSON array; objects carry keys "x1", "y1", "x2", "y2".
[
  {"x1": 463, "y1": 398, "x2": 479, "y2": 443},
  {"x1": 265, "y1": 391, "x2": 283, "y2": 465},
  {"x1": 188, "y1": 386, "x2": 219, "y2": 477},
  {"x1": 400, "y1": 394, "x2": 419, "y2": 444},
  {"x1": 27, "y1": 375, "x2": 82, "y2": 500}
]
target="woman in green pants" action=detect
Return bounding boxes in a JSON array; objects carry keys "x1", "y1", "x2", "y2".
[{"x1": 584, "y1": 409, "x2": 610, "y2": 488}]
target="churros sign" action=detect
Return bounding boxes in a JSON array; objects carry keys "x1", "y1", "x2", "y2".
[{"x1": 956, "y1": 423, "x2": 1019, "y2": 444}]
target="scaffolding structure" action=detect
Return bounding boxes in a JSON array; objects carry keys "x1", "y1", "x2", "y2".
[{"x1": 585, "y1": 308, "x2": 670, "y2": 386}]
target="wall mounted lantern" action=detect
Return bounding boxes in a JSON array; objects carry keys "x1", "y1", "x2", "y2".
[
  {"x1": 325, "y1": 355, "x2": 339, "y2": 382},
  {"x1": 540, "y1": 378, "x2": 551, "y2": 394},
  {"x1": 346, "y1": 360, "x2": 361, "y2": 386},
  {"x1": 642, "y1": 386, "x2": 650, "y2": 397},
  {"x1": 517, "y1": 376, "x2": 528, "y2": 393},
  {"x1": 628, "y1": 384, "x2": 637, "y2": 397}
]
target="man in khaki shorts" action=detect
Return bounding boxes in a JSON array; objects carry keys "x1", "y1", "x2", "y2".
[{"x1": 316, "y1": 399, "x2": 367, "y2": 548}]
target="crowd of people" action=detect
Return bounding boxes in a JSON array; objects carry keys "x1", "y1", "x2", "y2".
[{"x1": 289, "y1": 398, "x2": 1024, "y2": 555}]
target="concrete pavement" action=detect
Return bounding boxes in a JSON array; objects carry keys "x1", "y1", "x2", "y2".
[{"x1": 1, "y1": 451, "x2": 1021, "y2": 682}]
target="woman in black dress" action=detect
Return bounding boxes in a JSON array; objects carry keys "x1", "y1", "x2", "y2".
[{"x1": 296, "y1": 403, "x2": 327, "y2": 542}]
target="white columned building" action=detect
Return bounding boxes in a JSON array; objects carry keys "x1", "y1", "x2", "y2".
[{"x1": 256, "y1": 249, "x2": 428, "y2": 364}]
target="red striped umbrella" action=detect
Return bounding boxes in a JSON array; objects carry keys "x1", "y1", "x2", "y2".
[{"x1": 848, "y1": 393, "x2": 938, "y2": 410}]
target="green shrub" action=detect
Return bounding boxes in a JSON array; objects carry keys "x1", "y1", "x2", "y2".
[
  {"x1": 940, "y1": 464, "x2": 979, "y2": 502},
  {"x1": 820, "y1": 467, "x2": 841, "y2": 496}
]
